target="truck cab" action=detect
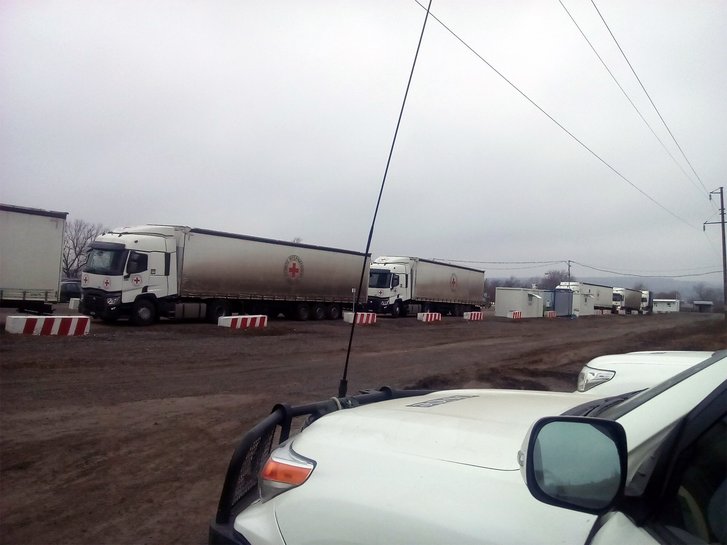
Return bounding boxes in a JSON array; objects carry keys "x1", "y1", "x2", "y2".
[
  {"x1": 367, "y1": 263, "x2": 410, "y2": 317},
  {"x1": 81, "y1": 227, "x2": 178, "y2": 324}
]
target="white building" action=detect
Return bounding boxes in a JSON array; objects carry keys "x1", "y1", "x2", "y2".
[
  {"x1": 495, "y1": 287, "x2": 543, "y2": 318},
  {"x1": 653, "y1": 299, "x2": 681, "y2": 313}
]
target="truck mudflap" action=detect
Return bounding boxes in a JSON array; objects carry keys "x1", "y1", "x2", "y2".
[{"x1": 210, "y1": 386, "x2": 432, "y2": 543}]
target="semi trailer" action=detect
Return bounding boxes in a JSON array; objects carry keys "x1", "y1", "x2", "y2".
[
  {"x1": 612, "y1": 287, "x2": 642, "y2": 314},
  {"x1": 80, "y1": 225, "x2": 370, "y2": 325},
  {"x1": 0, "y1": 203, "x2": 67, "y2": 313},
  {"x1": 367, "y1": 256, "x2": 484, "y2": 317}
]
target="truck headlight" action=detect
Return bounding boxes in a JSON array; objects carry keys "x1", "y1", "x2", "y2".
[
  {"x1": 106, "y1": 296, "x2": 122, "y2": 306},
  {"x1": 577, "y1": 367, "x2": 616, "y2": 392}
]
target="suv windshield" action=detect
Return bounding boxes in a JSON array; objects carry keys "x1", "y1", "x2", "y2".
[
  {"x1": 85, "y1": 248, "x2": 128, "y2": 276},
  {"x1": 369, "y1": 270, "x2": 391, "y2": 289}
]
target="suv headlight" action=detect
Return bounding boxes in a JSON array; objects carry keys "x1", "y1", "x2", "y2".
[
  {"x1": 577, "y1": 367, "x2": 616, "y2": 392},
  {"x1": 259, "y1": 439, "x2": 315, "y2": 502}
]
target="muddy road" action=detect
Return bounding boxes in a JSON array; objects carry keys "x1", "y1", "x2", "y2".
[{"x1": 1, "y1": 310, "x2": 725, "y2": 544}]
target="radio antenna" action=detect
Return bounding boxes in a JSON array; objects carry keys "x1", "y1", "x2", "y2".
[{"x1": 338, "y1": 0, "x2": 433, "y2": 397}]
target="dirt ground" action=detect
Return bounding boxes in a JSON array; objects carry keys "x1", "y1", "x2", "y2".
[{"x1": 0, "y1": 309, "x2": 725, "y2": 545}]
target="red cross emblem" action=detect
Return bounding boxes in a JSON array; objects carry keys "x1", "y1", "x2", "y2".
[
  {"x1": 133, "y1": 275, "x2": 142, "y2": 286},
  {"x1": 103, "y1": 278, "x2": 110, "y2": 288},
  {"x1": 82, "y1": 275, "x2": 89, "y2": 285},
  {"x1": 284, "y1": 255, "x2": 304, "y2": 281}
]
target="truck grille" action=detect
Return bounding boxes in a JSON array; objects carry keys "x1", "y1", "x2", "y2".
[{"x1": 82, "y1": 291, "x2": 107, "y2": 314}]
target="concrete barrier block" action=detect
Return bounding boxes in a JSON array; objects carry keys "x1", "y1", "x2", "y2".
[
  {"x1": 5, "y1": 315, "x2": 90, "y2": 336},
  {"x1": 507, "y1": 311, "x2": 523, "y2": 320},
  {"x1": 343, "y1": 312, "x2": 377, "y2": 325},
  {"x1": 463, "y1": 311, "x2": 484, "y2": 321},
  {"x1": 218, "y1": 315, "x2": 268, "y2": 329},
  {"x1": 417, "y1": 312, "x2": 442, "y2": 323},
  {"x1": 68, "y1": 298, "x2": 80, "y2": 310}
]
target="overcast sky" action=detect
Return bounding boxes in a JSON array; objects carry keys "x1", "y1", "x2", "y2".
[{"x1": 1, "y1": 1, "x2": 725, "y2": 281}]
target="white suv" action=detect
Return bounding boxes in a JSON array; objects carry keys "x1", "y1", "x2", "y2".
[
  {"x1": 210, "y1": 350, "x2": 725, "y2": 545},
  {"x1": 576, "y1": 351, "x2": 715, "y2": 395}
]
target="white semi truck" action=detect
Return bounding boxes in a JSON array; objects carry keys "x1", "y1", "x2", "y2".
[
  {"x1": 367, "y1": 256, "x2": 484, "y2": 317},
  {"x1": 0, "y1": 203, "x2": 68, "y2": 313},
  {"x1": 557, "y1": 281, "x2": 613, "y2": 311},
  {"x1": 612, "y1": 287, "x2": 642, "y2": 314},
  {"x1": 80, "y1": 225, "x2": 370, "y2": 325}
]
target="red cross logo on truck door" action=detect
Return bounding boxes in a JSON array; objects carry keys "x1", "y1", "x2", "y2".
[
  {"x1": 284, "y1": 255, "x2": 304, "y2": 282},
  {"x1": 103, "y1": 278, "x2": 111, "y2": 288},
  {"x1": 132, "y1": 275, "x2": 142, "y2": 286}
]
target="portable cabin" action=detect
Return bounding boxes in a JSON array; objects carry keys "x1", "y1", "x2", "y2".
[{"x1": 494, "y1": 287, "x2": 544, "y2": 318}]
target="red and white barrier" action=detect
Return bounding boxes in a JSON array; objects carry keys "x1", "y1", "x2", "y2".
[
  {"x1": 463, "y1": 311, "x2": 484, "y2": 321},
  {"x1": 343, "y1": 312, "x2": 377, "y2": 325},
  {"x1": 5, "y1": 315, "x2": 90, "y2": 336},
  {"x1": 507, "y1": 311, "x2": 522, "y2": 320},
  {"x1": 544, "y1": 311, "x2": 556, "y2": 318},
  {"x1": 218, "y1": 315, "x2": 268, "y2": 329},
  {"x1": 417, "y1": 312, "x2": 442, "y2": 323}
]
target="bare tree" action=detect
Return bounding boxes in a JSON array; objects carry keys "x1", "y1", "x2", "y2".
[
  {"x1": 537, "y1": 270, "x2": 573, "y2": 290},
  {"x1": 62, "y1": 219, "x2": 106, "y2": 278}
]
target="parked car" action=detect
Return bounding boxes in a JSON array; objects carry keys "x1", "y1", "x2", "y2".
[
  {"x1": 209, "y1": 351, "x2": 725, "y2": 545},
  {"x1": 59, "y1": 280, "x2": 82, "y2": 303},
  {"x1": 576, "y1": 350, "x2": 715, "y2": 395}
]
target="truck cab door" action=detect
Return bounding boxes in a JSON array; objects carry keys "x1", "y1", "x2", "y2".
[{"x1": 123, "y1": 251, "x2": 150, "y2": 302}]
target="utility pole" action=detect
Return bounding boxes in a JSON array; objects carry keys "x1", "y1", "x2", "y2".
[{"x1": 704, "y1": 187, "x2": 727, "y2": 321}]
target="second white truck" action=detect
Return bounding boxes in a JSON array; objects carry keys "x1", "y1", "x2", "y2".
[
  {"x1": 80, "y1": 225, "x2": 370, "y2": 324},
  {"x1": 612, "y1": 287, "x2": 642, "y2": 314},
  {"x1": 367, "y1": 256, "x2": 484, "y2": 317}
]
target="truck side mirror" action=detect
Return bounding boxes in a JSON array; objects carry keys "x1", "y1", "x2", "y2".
[{"x1": 520, "y1": 416, "x2": 627, "y2": 515}]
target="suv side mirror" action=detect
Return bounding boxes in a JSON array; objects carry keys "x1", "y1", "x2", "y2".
[{"x1": 520, "y1": 416, "x2": 627, "y2": 515}]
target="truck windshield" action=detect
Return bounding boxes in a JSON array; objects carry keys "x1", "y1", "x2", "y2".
[
  {"x1": 85, "y1": 248, "x2": 128, "y2": 276},
  {"x1": 369, "y1": 270, "x2": 391, "y2": 289}
]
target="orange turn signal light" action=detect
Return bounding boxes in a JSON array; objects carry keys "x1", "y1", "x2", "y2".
[{"x1": 261, "y1": 459, "x2": 313, "y2": 486}]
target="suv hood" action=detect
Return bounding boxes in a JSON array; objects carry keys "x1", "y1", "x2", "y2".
[{"x1": 295, "y1": 388, "x2": 594, "y2": 470}]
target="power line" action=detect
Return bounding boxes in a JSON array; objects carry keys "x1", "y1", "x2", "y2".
[
  {"x1": 590, "y1": 0, "x2": 710, "y2": 195},
  {"x1": 432, "y1": 258, "x2": 565, "y2": 265},
  {"x1": 412, "y1": 0, "x2": 699, "y2": 230},
  {"x1": 558, "y1": 0, "x2": 707, "y2": 199},
  {"x1": 571, "y1": 260, "x2": 721, "y2": 278},
  {"x1": 435, "y1": 256, "x2": 721, "y2": 277}
]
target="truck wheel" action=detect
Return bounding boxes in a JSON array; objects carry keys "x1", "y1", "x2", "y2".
[
  {"x1": 132, "y1": 298, "x2": 156, "y2": 326},
  {"x1": 295, "y1": 303, "x2": 310, "y2": 321},
  {"x1": 206, "y1": 300, "x2": 229, "y2": 323},
  {"x1": 391, "y1": 302, "x2": 402, "y2": 318},
  {"x1": 326, "y1": 304, "x2": 341, "y2": 320},
  {"x1": 312, "y1": 303, "x2": 326, "y2": 321}
]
